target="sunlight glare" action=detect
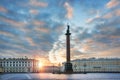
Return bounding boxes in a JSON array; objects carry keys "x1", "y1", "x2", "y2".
[{"x1": 38, "y1": 62, "x2": 43, "y2": 68}]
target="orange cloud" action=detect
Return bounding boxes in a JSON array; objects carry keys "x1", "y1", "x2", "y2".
[
  {"x1": 29, "y1": 0, "x2": 48, "y2": 7},
  {"x1": 26, "y1": 37, "x2": 36, "y2": 46},
  {"x1": 86, "y1": 18, "x2": 94, "y2": 24},
  {"x1": 97, "y1": 47, "x2": 120, "y2": 58},
  {"x1": 0, "y1": 6, "x2": 7, "y2": 13},
  {"x1": 103, "y1": 8, "x2": 120, "y2": 19},
  {"x1": 64, "y1": 2, "x2": 73, "y2": 19},
  {"x1": 73, "y1": 46, "x2": 120, "y2": 59},
  {"x1": 0, "y1": 31, "x2": 14, "y2": 37},
  {"x1": 29, "y1": 9, "x2": 39, "y2": 15},
  {"x1": 86, "y1": 10, "x2": 100, "y2": 23},
  {"x1": 33, "y1": 20, "x2": 45, "y2": 26},
  {"x1": 103, "y1": 13, "x2": 113, "y2": 19},
  {"x1": 0, "y1": 17, "x2": 27, "y2": 27},
  {"x1": 106, "y1": 0, "x2": 120, "y2": 8},
  {"x1": 110, "y1": 35, "x2": 120, "y2": 39},
  {"x1": 86, "y1": 16, "x2": 100, "y2": 24},
  {"x1": 34, "y1": 27, "x2": 50, "y2": 33},
  {"x1": 115, "y1": 9, "x2": 120, "y2": 16}
]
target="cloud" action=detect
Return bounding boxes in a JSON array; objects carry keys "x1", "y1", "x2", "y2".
[
  {"x1": 0, "y1": 31, "x2": 15, "y2": 37},
  {"x1": 29, "y1": 9, "x2": 39, "y2": 15},
  {"x1": 73, "y1": 46, "x2": 120, "y2": 59},
  {"x1": 49, "y1": 48, "x2": 66, "y2": 63},
  {"x1": 0, "y1": 6, "x2": 8, "y2": 13},
  {"x1": 86, "y1": 6, "x2": 120, "y2": 24},
  {"x1": 29, "y1": 0, "x2": 48, "y2": 7},
  {"x1": 32, "y1": 20, "x2": 45, "y2": 26},
  {"x1": 64, "y1": 2, "x2": 73, "y2": 19},
  {"x1": 0, "y1": 50, "x2": 21, "y2": 58},
  {"x1": 86, "y1": 18, "x2": 94, "y2": 24},
  {"x1": 103, "y1": 8, "x2": 120, "y2": 19},
  {"x1": 0, "y1": 17, "x2": 27, "y2": 27},
  {"x1": 86, "y1": 10, "x2": 100, "y2": 24},
  {"x1": 34, "y1": 27, "x2": 50, "y2": 33},
  {"x1": 97, "y1": 47, "x2": 120, "y2": 58},
  {"x1": 49, "y1": 25, "x2": 93, "y2": 63},
  {"x1": 103, "y1": 12, "x2": 113, "y2": 19},
  {"x1": 25, "y1": 37, "x2": 36, "y2": 46},
  {"x1": 49, "y1": 0, "x2": 120, "y2": 63},
  {"x1": 49, "y1": 41, "x2": 64, "y2": 61},
  {"x1": 0, "y1": 0, "x2": 65, "y2": 62},
  {"x1": 0, "y1": 37, "x2": 29, "y2": 53},
  {"x1": 115, "y1": 9, "x2": 120, "y2": 16},
  {"x1": 0, "y1": 0, "x2": 120, "y2": 64},
  {"x1": 84, "y1": 0, "x2": 120, "y2": 59},
  {"x1": 86, "y1": 0, "x2": 120, "y2": 24},
  {"x1": 106, "y1": 0, "x2": 120, "y2": 8}
]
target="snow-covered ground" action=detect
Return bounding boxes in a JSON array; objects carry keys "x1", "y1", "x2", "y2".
[{"x1": 0, "y1": 73, "x2": 120, "y2": 80}]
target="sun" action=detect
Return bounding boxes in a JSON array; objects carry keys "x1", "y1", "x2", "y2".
[{"x1": 38, "y1": 62, "x2": 43, "y2": 68}]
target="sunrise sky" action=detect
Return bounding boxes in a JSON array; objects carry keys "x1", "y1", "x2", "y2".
[{"x1": 0, "y1": 0, "x2": 120, "y2": 64}]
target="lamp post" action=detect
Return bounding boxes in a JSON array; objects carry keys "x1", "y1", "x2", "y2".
[
  {"x1": 52, "y1": 64, "x2": 54, "y2": 74},
  {"x1": 83, "y1": 63, "x2": 86, "y2": 74},
  {"x1": 74, "y1": 64, "x2": 77, "y2": 72}
]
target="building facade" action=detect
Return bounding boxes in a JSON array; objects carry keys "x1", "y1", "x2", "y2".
[
  {"x1": 0, "y1": 58, "x2": 40, "y2": 73},
  {"x1": 62, "y1": 58, "x2": 120, "y2": 72}
]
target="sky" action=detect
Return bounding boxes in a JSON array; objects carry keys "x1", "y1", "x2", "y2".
[{"x1": 0, "y1": 0, "x2": 120, "y2": 64}]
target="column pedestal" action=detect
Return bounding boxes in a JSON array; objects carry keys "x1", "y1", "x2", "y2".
[{"x1": 64, "y1": 62, "x2": 73, "y2": 73}]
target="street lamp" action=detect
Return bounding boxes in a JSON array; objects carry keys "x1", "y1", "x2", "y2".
[
  {"x1": 52, "y1": 64, "x2": 54, "y2": 74},
  {"x1": 74, "y1": 64, "x2": 77, "y2": 72},
  {"x1": 83, "y1": 63, "x2": 86, "y2": 74}
]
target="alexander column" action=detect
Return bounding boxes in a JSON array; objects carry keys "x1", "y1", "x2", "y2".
[{"x1": 64, "y1": 24, "x2": 73, "y2": 73}]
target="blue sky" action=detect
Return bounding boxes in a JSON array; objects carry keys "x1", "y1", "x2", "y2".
[{"x1": 0, "y1": 0, "x2": 120, "y2": 63}]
